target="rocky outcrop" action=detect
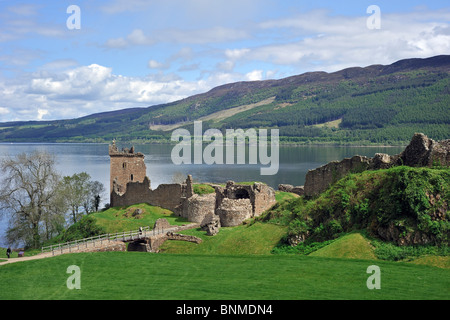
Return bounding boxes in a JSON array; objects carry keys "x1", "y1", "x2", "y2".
[
  {"x1": 399, "y1": 133, "x2": 450, "y2": 167},
  {"x1": 304, "y1": 133, "x2": 450, "y2": 197},
  {"x1": 153, "y1": 218, "x2": 171, "y2": 231}
]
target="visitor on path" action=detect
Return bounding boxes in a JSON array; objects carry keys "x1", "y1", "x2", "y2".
[
  {"x1": 139, "y1": 227, "x2": 143, "y2": 235},
  {"x1": 6, "y1": 247, "x2": 11, "y2": 259}
]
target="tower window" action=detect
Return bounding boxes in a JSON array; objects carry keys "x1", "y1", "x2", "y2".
[
  {"x1": 123, "y1": 162, "x2": 127, "y2": 169},
  {"x1": 131, "y1": 174, "x2": 134, "y2": 181}
]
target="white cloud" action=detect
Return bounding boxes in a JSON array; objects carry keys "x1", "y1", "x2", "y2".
[
  {"x1": 103, "y1": 26, "x2": 248, "y2": 48},
  {"x1": 148, "y1": 60, "x2": 169, "y2": 70},
  {"x1": 0, "y1": 107, "x2": 10, "y2": 115},
  {"x1": 0, "y1": 63, "x2": 221, "y2": 121},
  {"x1": 37, "y1": 109, "x2": 48, "y2": 120},
  {"x1": 225, "y1": 48, "x2": 250, "y2": 60},
  {"x1": 245, "y1": 70, "x2": 263, "y2": 81},
  {"x1": 103, "y1": 29, "x2": 154, "y2": 48},
  {"x1": 228, "y1": 9, "x2": 450, "y2": 73}
]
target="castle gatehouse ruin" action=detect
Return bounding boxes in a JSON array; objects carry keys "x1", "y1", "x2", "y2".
[{"x1": 109, "y1": 142, "x2": 277, "y2": 228}]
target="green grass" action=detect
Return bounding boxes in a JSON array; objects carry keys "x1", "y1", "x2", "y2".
[
  {"x1": 160, "y1": 222, "x2": 287, "y2": 255},
  {"x1": 91, "y1": 203, "x2": 189, "y2": 233},
  {"x1": 309, "y1": 233, "x2": 377, "y2": 260},
  {"x1": 275, "y1": 191, "x2": 299, "y2": 202},
  {"x1": 0, "y1": 251, "x2": 448, "y2": 300},
  {"x1": 0, "y1": 248, "x2": 19, "y2": 261},
  {"x1": 193, "y1": 184, "x2": 215, "y2": 195}
]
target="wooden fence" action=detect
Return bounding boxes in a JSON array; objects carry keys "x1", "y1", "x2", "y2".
[{"x1": 41, "y1": 225, "x2": 179, "y2": 256}]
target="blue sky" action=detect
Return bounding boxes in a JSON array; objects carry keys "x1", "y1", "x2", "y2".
[{"x1": 0, "y1": 0, "x2": 449, "y2": 121}]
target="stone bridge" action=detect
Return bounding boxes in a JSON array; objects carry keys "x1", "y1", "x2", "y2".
[{"x1": 41, "y1": 219, "x2": 201, "y2": 256}]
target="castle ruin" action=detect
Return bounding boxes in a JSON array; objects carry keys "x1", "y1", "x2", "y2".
[
  {"x1": 109, "y1": 142, "x2": 277, "y2": 229},
  {"x1": 109, "y1": 140, "x2": 147, "y2": 195}
]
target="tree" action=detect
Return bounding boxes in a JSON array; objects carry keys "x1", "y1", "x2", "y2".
[
  {"x1": 59, "y1": 172, "x2": 105, "y2": 223},
  {"x1": 60, "y1": 172, "x2": 90, "y2": 224},
  {"x1": 89, "y1": 180, "x2": 105, "y2": 213},
  {"x1": 0, "y1": 151, "x2": 64, "y2": 248}
]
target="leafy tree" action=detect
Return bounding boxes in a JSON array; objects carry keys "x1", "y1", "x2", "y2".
[
  {"x1": 59, "y1": 172, "x2": 105, "y2": 224},
  {"x1": 0, "y1": 151, "x2": 64, "y2": 248}
]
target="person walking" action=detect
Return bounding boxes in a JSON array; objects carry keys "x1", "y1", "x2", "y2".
[{"x1": 6, "y1": 247, "x2": 11, "y2": 259}]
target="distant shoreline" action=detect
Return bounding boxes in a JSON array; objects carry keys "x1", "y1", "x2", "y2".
[{"x1": 0, "y1": 140, "x2": 408, "y2": 148}]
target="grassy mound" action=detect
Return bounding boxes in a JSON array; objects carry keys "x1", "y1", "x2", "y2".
[
  {"x1": 264, "y1": 166, "x2": 449, "y2": 246},
  {"x1": 91, "y1": 203, "x2": 188, "y2": 233},
  {"x1": 309, "y1": 233, "x2": 377, "y2": 260}
]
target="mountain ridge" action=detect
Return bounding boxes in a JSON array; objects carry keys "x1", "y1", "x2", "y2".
[{"x1": 1, "y1": 55, "x2": 449, "y2": 144}]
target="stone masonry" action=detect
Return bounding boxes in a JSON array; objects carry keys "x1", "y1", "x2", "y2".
[
  {"x1": 303, "y1": 133, "x2": 450, "y2": 197},
  {"x1": 109, "y1": 140, "x2": 147, "y2": 196}
]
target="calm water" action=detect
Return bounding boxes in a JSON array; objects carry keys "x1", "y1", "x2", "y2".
[{"x1": 0, "y1": 143, "x2": 404, "y2": 246}]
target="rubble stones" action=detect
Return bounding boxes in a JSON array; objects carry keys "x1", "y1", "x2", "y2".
[
  {"x1": 200, "y1": 213, "x2": 221, "y2": 236},
  {"x1": 278, "y1": 184, "x2": 304, "y2": 196},
  {"x1": 153, "y1": 218, "x2": 171, "y2": 231}
]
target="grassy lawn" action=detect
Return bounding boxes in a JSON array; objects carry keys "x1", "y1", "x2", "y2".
[
  {"x1": 160, "y1": 222, "x2": 287, "y2": 255},
  {"x1": 275, "y1": 191, "x2": 299, "y2": 202},
  {"x1": 91, "y1": 203, "x2": 189, "y2": 233},
  {"x1": 0, "y1": 251, "x2": 448, "y2": 300}
]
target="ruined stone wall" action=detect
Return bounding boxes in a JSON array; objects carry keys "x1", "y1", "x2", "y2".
[
  {"x1": 111, "y1": 176, "x2": 152, "y2": 207},
  {"x1": 304, "y1": 133, "x2": 450, "y2": 197},
  {"x1": 110, "y1": 176, "x2": 185, "y2": 213},
  {"x1": 252, "y1": 183, "x2": 277, "y2": 216},
  {"x1": 304, "y1": 155, "x2": 371, "y2": 197},
  {"x1": 147, "y1": 183, "x2": 185, "y2": 214},
  {"x1": 278, "y1": 184, "x2": 305, "y2": 196},
  {"x1": 214, "y1": 181, "x2": 276, "y2": 226}
]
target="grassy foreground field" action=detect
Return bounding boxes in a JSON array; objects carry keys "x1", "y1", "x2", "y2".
[{"x1": 0, "y1": 251, "x2": 449, "y2": 300}]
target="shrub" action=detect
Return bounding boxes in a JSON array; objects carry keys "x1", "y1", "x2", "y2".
[{"x1": 59, "y1": 215, "x2": 106, "y2": 242}]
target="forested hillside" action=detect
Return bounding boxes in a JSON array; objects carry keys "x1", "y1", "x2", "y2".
[{"x1": 0, "y1": 55, "x2": 449, "y2": 145}]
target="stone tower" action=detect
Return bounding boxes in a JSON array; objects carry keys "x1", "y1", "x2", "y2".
[{"x1": 109, "y1": 140, "x2": 148, "y2": 198}]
